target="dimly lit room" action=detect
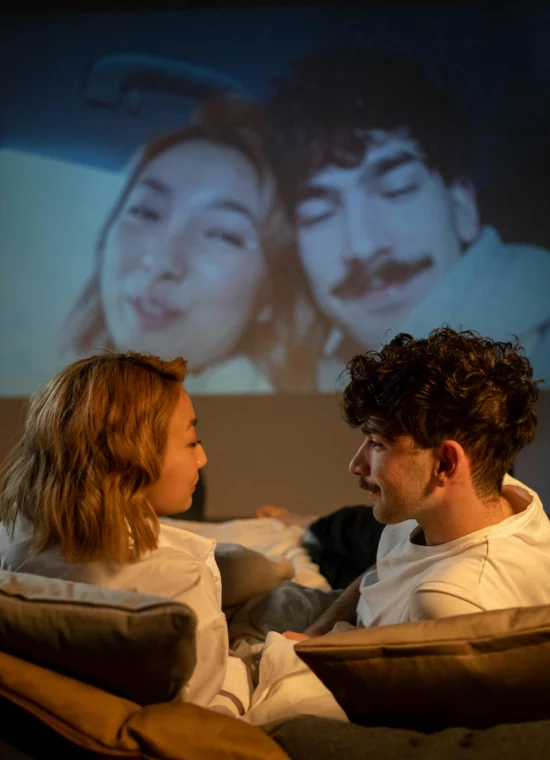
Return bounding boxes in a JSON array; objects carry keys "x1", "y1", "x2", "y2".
[{"x1": 1, "y1": 2, "x2": 549, "y2": 758}]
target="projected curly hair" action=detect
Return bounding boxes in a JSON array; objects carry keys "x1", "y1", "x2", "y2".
[
  {"x1": 269, "y1": 46, "x2": 474, "y2": 209},
  {"x1": 342, "y1": 328, "x2": 540, "y2": 497},
  {"x1": 0, "y1": 352, "x2": 186, "y2": 563}
]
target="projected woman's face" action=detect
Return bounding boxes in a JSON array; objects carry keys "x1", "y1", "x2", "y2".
[{"x1": 100, "y1": 140, "x2": 266, "y2": 371}]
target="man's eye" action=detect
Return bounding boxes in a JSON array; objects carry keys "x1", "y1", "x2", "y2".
[
  {"x1": 296, "y1": 199, "x2": 337, "y2": 228},
  {"x1": 298, "y1": 211, "x2": 336, "y2": 227},
  {"x1": 368, "y1": 439, "x2": 383, "y2": 450},
  {"x1": 382, "y1": 183, "x2": 419, "y2": 200}
]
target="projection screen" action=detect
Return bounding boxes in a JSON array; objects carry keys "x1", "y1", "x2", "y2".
[{"x1": 1, "y1": 5, "x2": 549, "y2": 396}]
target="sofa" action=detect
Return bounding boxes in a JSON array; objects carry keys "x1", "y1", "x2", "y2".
[{"x1": 1, "y1": 568, "x2": 550, "y2": 760}]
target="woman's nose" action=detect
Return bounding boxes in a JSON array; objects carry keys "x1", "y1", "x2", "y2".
[
  {"x1": 197, "y1": 444, "x2": 208, "y2": 469},
  {"x1": 141, "y1": 223, "x2": 198, "y2": 282},
  {"x1": 140, "y1": 244, "x2": 186, "y2": 282}
]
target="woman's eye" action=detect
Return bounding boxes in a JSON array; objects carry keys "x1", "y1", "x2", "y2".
[
  {"x1": 206, "y1": 228, "x2": 246, "y2": 248},
  {"x1": 189, "y1": 439, "x2": 202, "y2": 449},
  {"x1": 127, "y1": 205, "x2": 162, "y2": 222}
]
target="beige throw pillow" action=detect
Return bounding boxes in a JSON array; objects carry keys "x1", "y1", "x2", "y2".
[{"x1": 296, "y1": 604, "x2": 550, "y2": 732}]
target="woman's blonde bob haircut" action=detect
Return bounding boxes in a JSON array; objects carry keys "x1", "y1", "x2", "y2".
[{"x1": 0, "y1": 352, "x2": 187, "y2": 564}]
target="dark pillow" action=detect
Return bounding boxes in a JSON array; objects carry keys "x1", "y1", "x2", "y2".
[{"x1": 0, "y1": 570, "x2": 197, "y2": 706}]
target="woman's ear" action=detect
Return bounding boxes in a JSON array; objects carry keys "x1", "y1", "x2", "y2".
[{"x1": 448, "y1": 176, "x2": 481, "y2": 247}]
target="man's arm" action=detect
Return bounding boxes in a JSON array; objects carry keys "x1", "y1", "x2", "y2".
[
  {"x1": 409, "y1": 588, "x2": 484, "y2": 621},
  {"x1": 303, "y1": 568, "x2": 372, "y2": 637}
]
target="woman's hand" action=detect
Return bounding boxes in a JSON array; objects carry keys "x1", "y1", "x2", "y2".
[
  {"x1": 283, "y1": 631, "x2": 310, "y2": 642},
  {"x1": 256, "y1": 504, "x2": 319, "y2": 528},
  {"x1": 256, "y1": 505, "x2": 291, "y2": 520}
]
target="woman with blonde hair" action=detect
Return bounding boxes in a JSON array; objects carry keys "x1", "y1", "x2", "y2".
[
  {"x1": 59, "y1": 96, "x2": 320, "y2": 393},
  {"x1": 0, "y1": 351, "x2": 252, "y2": 716}
]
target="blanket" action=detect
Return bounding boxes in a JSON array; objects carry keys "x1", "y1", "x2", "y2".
[{"x1": 160, "y1": 516, "x2": 331, "y2": 590}]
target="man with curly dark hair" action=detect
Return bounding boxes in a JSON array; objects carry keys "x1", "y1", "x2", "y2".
[
  {"x1": 284, "y1": 328, "x2": 550, "y2": 640},
  {"x1": 269, "y1": 47, "x2": 550, "y2": 390}
]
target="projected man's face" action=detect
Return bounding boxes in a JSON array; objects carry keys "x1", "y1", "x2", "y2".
[
  {"x1": 100, "y1": 140, "x2": 266, "y2": 371},
  {"x1": 295, "y1": 131, "x2": 480, "y2": 350}
]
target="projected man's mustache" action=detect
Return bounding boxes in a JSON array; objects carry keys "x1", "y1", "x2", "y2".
[{"x1": 331, "y1": 256, "x2": 433, "y2": 300}]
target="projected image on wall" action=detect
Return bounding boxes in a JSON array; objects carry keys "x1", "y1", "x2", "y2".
[{"x1": 1, "y1": 7, "x2": 549, "y2": 395}]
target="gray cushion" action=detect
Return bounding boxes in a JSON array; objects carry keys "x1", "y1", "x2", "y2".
[
  {"x1": 267, "y1": 715, "x2": 550, "y2": 760},
  {"x1": 0, "y1": 570, "x2": 197, "y2": 706},
  {"x1": 215, "y1": 542, "x2": 294, "y2": 609}
]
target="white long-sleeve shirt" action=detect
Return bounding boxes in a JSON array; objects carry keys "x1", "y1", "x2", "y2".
[{"x1": 0, "y1": 520, "x2": 252, "y2": 716}]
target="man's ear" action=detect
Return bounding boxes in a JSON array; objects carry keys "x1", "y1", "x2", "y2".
[
  {"x1": 435, "y1": 440, "x2": 463, "y2": 484},
  {"x1": 448, "y1": 176, "x2": 480, "y2": 247}
]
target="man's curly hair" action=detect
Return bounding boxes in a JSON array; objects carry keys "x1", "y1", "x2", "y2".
[
  {"x1": 269, "y1": 46, "x2": 474, "y2": 212},
  {"x1": 342, "y1": 328, "x2": 540, "y2": 497}
]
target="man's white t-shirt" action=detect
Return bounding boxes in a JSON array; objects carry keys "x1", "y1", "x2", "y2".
[{"x1": 357, "y1": 475, "x2": 550, "y2": 627}]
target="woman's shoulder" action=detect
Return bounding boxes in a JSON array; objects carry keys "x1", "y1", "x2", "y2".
[
  {"x1": 89, "y1": 532, "x2": 218, "y2": 608},
  {"x1": 121, "y1": 525, "x2": 216, "y2": 589},
  {"x1": 157, "y1": 522, "x2": 215, "y2": 561}
]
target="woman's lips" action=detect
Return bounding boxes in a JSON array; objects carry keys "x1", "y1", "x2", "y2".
[{"x1": 127, "y1": 296, "x2": 184, "y2": 331}]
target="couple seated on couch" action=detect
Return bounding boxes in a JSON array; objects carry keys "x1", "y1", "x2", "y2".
[{"x1": 1, "y1": 328, "x2": 550, "y2": 724}]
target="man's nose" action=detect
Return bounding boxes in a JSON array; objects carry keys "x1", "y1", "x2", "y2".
[
  {"x1": 349, "y1": 441, "x2": 369, "y2": 476},
  {"x1": 343, "y1": 191, "x2": 393, "y2": 263}
]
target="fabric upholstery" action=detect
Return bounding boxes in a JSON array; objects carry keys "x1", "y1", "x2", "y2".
[
  {"x1": 0, "y1": 569, "x2": 197, "y2": 706},
  {"x1": 0, "y1": 649, "x2": 290, "y2": 760},
  {"x1": 215, "y1": 542, "x2": 294, "y2": 608},
  {"x1": 296, "y1": 604, "x2": 550, "y2": 732},
  {"x1": 267, "y1": 715, "x2": 550, "y2": 760}
]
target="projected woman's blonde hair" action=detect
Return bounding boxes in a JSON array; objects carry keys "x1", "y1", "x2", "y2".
[
  {"x1": 0, "y1": 353, "x2": 187, "y2": 564},
  {"x1": 59, "y1": 96, "x2": 321, "y2": 391}
]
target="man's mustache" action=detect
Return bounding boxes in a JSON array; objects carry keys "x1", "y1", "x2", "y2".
[
  {"x1": 359, "y1": 477, "x2": 379, "y2": 492},
  {"x1": 331, "y1": 256, "x2": 433, "y2": 300}
]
